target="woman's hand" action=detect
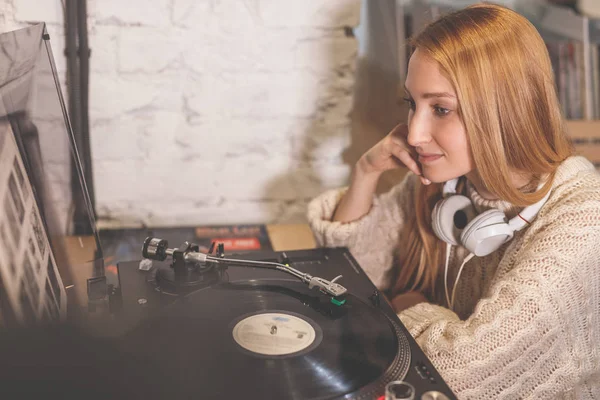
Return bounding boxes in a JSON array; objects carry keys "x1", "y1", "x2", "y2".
[
  {"x1": 358, "y1": 123, "x2": 430, "y2": 185},
  {"x1": 391, "y1": 291, "x2": 428, "y2": 313},
  {"x1": 332, "y1": 123, "x2": 429, "y2": 222}
]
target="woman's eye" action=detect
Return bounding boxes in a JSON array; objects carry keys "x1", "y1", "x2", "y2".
[
  {"x1": 402, "y1": 97, "x2": 415, "y2": 110},
  {"x1": 434, "y1": 106, "x2": 450, "y2": 116}
]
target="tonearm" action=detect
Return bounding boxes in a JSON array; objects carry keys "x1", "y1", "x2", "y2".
[{"x1": 141, "y1": 237, "x2": 348, "y2": 298}]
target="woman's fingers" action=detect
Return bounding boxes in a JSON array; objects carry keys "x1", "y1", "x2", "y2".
[
  {"x1": 390, "y1": 144, "x2": 421, "y2": 177},
  {"x1": 390, "y1": 144, "x2": 431, "y2": 185},
  {"x1": 389, "y1": 123, "x2": 409, "y2": 139},
  {"x1": 388, "y1": 123, "x2": 431, "y2": 185}
]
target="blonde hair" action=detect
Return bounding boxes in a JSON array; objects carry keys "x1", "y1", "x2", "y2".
[{"x1": 392, "y1": 4, "x2": 573, "y2": 304}]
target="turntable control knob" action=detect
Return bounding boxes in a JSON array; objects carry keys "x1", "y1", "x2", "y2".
[
  {"x1": 143, "y1": 237, "x2": 168, "y2": 261},
  {"x1": 421, "y1": 391, "x2": 450, "y2": 400},
  {"x1": 378, "y1": 393, "x2": 451, "y2": 400}
]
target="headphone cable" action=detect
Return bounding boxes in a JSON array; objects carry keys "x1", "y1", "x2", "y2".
[
  {"x1": 450, "y1": 253, "x2": 475, "y2": 309},
  {"x1": 444, "y1": 243, "x2": 453, "y2": 308}
]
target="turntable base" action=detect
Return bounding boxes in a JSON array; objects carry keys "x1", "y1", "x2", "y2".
[{"x1": 113, "y1": 247, "x2": 456, "y2": 400}]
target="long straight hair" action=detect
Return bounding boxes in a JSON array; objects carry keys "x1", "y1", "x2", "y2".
[{"x1": 393, "y1": 4, "x2": 573, "y2": 304}]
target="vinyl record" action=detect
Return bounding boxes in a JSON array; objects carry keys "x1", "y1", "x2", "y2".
[{"x1": 118, "y1": 279, "x2": 411, "y2": 399}]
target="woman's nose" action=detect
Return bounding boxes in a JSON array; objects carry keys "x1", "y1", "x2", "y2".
[{"x1": 406, "y1": 113, "x2": 432, "y2": 147}]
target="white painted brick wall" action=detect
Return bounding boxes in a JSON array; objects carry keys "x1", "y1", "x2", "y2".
[
  {"x1": 2, "y1": 0, "x2": 361, "y2": 228},
  {"x1": 93, "y1": 0, "x2": 171, "y2": 27}
]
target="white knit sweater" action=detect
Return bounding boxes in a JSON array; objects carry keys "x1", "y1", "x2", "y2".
[{"x1": 307, "y1": 156, "x2": 600, "y2": 399}]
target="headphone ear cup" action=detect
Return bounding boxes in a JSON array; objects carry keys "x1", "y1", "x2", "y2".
[
  {"x1": 432, "y1": 195, "x2": 477, "y2": 246},
  {"x1": 460, "y1": 209, "x2": 514, "y2": 257}
]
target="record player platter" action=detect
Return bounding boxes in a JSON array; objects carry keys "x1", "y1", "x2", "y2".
[{"x1": 118, "y1": 279, "x2": 411, "y2": 399}]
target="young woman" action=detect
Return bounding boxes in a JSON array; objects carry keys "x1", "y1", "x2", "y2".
[{"x1": 308, "y1": 3, "x2": 600, "y2": 399}]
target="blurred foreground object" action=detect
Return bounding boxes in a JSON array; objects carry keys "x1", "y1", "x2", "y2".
[{"x1": 0, "y1": 23, "x2": 104, "y2": 328}]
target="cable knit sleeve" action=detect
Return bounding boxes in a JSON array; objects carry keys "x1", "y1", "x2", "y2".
[
  {"x1": 398, "y1": 177, "x2": 600, "y2": 399},
  {"x1": 306, "y1": 172, "x2": 418, "y2": 290}
]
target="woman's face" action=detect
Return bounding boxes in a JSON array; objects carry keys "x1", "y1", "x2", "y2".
[{"x1": 404, "y1": 48, "x2": 474, "y2": 183}]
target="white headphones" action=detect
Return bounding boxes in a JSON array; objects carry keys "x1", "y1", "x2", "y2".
[{"x1": 432, "y1": 178, "x2": 551, "y2": 257}]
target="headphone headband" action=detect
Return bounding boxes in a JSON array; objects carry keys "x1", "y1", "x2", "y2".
[
  {"x1": 508, "y1": 186, "x2": 551, "y2": 231},
  {"x1": 442, "y1": 176, "x2": 550, "y2": 231}
]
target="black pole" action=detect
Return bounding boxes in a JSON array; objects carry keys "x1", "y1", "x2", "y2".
[
  {"x1": 76, "y1": 0, "x2": 104, "y2": 273},
  {"x1": 65, "y1": 0, "x2": 80, "y2": 145},
  {"x1": 77, "y1": 0, "x2": 95, "y2": 217},
  {"x1": 65, "y1": 0, "x2": 95, "y2": 235}
]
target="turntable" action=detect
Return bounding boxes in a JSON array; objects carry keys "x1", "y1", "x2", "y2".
[
  {"x1": 108, "y1": 237, "x2": 457, "y2": 400},
  {"x1": 0, "y1": 23, "x2": 452, "y2": 400}
]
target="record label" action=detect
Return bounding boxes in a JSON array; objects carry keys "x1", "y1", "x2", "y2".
[{"x1": 232, "y1": 312, "x2": 316, "y2": 356}]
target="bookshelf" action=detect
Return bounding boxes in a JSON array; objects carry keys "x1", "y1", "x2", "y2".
[{"x1": 396, "y1": 0, "x2": 600, "y2": 168}]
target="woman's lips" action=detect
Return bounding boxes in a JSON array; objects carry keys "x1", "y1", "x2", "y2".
[{"x1": 418, "y1": 154, "x2": 443, "y2": 164}]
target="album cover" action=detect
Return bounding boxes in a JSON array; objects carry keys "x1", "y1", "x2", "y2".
[
  {"x1": 100, "y1": 224, "x2": 273, "y2": 270},
  {"x1": 194, "y1": 224, "x2": 272, "y2": 252},
  {"x1": 0, "y1": 121, "x2": 66, "y2": 326}
]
